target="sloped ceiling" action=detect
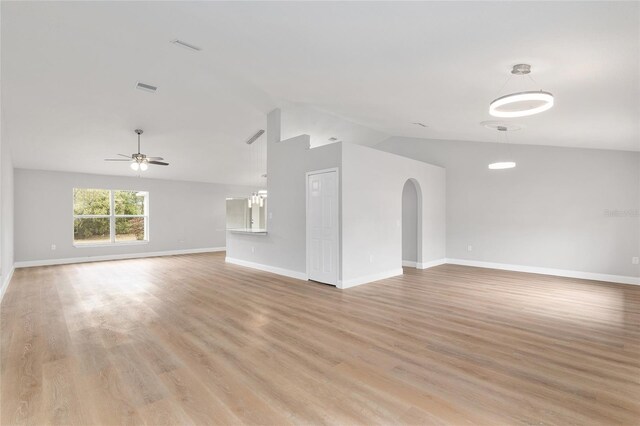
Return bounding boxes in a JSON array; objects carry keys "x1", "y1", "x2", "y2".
[{"x1": 2, "y1": 1, "x2": 638, "y2": 184}]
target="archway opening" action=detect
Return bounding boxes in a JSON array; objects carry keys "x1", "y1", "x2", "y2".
[{"x1": 402, "y1": 179, "x2": 422, "y2": 268}]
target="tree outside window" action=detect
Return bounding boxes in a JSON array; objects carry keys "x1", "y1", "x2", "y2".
[{"x1": 73, "y1": 188, "x2": 148, "y2": 245}]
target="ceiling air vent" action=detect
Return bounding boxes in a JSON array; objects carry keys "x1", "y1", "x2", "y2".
[
  {"x1": 135, "y1": 82, "x2": 158, "y2": 93},
  {"x1": 246, "y1": 129, "x2": 265, "y2": 145},
  {"x1": 170, "y1": 39, "x2": 202, "y2": 52}
]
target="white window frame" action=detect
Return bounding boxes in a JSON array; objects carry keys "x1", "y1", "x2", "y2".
[{"x1": 73, "y1": 188, "x2": 149, "y2": 247}]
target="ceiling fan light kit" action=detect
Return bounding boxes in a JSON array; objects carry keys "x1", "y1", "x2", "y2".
[{"x1": 489, "y1": 64, "x2": 554, "y2": 118}]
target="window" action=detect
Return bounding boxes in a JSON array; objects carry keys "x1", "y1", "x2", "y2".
[{"x1": 73, "y1": 188, "x2": 148, "y2": 245}]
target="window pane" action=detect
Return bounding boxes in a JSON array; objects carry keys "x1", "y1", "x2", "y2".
[
  {"x1": 73, "y1": 189, "x2": 110, "y2": 215},
  {"x1": 74, "y1": 218, "x2": 110, "y2": 244},
  {"x1": 115, "y1": 217, "x2": 146, "y2": 242},
  {"x1": 115, "y1": 191, "x2": 146, "y2": 215}
]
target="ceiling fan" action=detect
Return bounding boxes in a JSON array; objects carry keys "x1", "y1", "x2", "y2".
[{"x1": 105, "y1": 129, "x2": 169, "y2": 171}]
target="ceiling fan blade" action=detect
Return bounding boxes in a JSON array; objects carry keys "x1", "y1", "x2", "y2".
[
  {"x1": 148, "y1": 160, "x2": 169, "y2": 166},
  {"x1": 117, "y1": 153, "x2": 132, "y2": 158},
  {"x1": 146, "y1": 156, "x2": 164, "y2": 161},
  {"x1": 105, "y1": 158, "x2": 132, "y2": 161}
]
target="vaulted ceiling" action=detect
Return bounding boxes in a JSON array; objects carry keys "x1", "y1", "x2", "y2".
[{"x1": 2, "y1": 1, "x2": 638, "y2": 185}]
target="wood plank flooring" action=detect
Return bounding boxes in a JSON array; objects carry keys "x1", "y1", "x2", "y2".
[{"x1": 1, "y1": 252, "x2": 639, "y2": 425}]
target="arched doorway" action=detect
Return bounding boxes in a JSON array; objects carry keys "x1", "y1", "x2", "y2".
[{"x1": 402, "y1": 179, "x2": 422, "y2": 268}]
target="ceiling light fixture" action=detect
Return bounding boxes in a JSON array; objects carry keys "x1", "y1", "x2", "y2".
[
  {"x1": 247, "y1": 128, "x2": 267, "y2": 208},
  {"x1": 488, "y1": 126, "x2": 516, "y2": 170},
  {"x1": 488, "y1": 161, "x2": 516, "y2": 170},
  {"x1": 248, "y1": 191, "x2": 266, "y2": 208},
  {"x1": 480, "y1": 121, "x2": 523, "y2": 132},
  {"x1": 489, "y1": 64, "x2": 553, "y2": 118}
]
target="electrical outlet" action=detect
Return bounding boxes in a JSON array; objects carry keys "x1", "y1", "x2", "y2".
[
  {"x1": 633, "y1": 257, "x2": 639, "y2": 265},
  {"x1": 51, "y1": 244, "x2": 56, "y2": 251},
  {"x1": 467, "y1": 245, "x2": 473, "y2": 252},
  {"x1": 369, "y1": 254, "x2": 374, "y2": 263},
  {"x1": 251, "y1": 247, "x2": 255, "y2": 253},
  {"x1": 268, "y1": 212, "x2": 273, "y2": 220}
]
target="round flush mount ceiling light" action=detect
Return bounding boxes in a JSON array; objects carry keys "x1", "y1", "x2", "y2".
[{"x1": 489, "y1": 64, "x2": 554, "y2": 118}]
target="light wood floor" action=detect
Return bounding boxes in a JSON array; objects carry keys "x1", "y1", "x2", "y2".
[{"x1": 1, "y1": 252, "x2": 639, "y2": 425}]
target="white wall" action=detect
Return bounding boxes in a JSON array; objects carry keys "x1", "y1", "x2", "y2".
[
  {"x1": 376, "y1": 137, "x2": 640, "y2": 280},
  {"x1": 225, "y1": 134, "x2": 341, "y2": 278},
  {"x1": 1, "y1": 134, "x2": 15, "y2": 298},
  {"x1": 227, "y1": 109, "x2": 447, "y2": 287},
  {"x1": 226, "y1": 109, "x2": 342, "y2": 278},
  {"x1": 341, "y1": 143, "x2": 446, "y2": 285},
  {"x1": 14, "y1": 169, "x2": 253, "y2": 264},
  {"x1": 402, "y1": 180, "x2": 418, "y2": 263}
]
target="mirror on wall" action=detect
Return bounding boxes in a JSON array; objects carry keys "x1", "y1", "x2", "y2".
[{"x1": 226, "y1": 191, "x2": 267, "y2": 233}]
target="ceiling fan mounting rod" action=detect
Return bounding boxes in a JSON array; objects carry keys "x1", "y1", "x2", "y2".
[{"x1": 135, "y1": 129, "x2": 143, "y2": 154}]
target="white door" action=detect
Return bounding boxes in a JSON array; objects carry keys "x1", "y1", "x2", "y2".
[{"x1": 307, "y1": 170, "x2": 339, "y2": 285}]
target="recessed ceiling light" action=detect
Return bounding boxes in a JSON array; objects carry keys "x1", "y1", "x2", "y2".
[
  {"x1": 135, "y1": 82, "x2": 157, "y2": 93},
  {"x1": 412, "y1": 122, "x2": 428, "y2": 128},
  {"x1": 170, "y1": 39, "x2": 202, "y2": 52},
  {"x1": 328, "y1": 137, "x2": 339, "y2": 142}
]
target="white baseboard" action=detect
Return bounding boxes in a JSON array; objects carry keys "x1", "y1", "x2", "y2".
[
  {"x1": 402, "y1": 258, "x2": 447, "y2": 269},
  {"x1": 225, "y1": 257, "x2": 308, "y2": 281},
  {"x1": 446, "y1": 258, "x2": 640, "y2": 286},
  {"x1": 403, "y1": 259, "x2": 447, "y2": 269},
  {"x1": 417, "y1": 258, "x2": 447, "y2": 269},
  {"x1": 14, "y1": 247, "x2": 226, "y2": 268},
  {"x1": 338, "y1": 268, "x2": 403, "y2": 289},
  {"x1": 0, "y1": 266, "x2": 15, "y2": 303}
]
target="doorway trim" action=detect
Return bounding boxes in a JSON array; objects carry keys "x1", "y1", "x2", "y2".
[{"x1": 305, "y1": 167, "x2": 340, "y2": 285}]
